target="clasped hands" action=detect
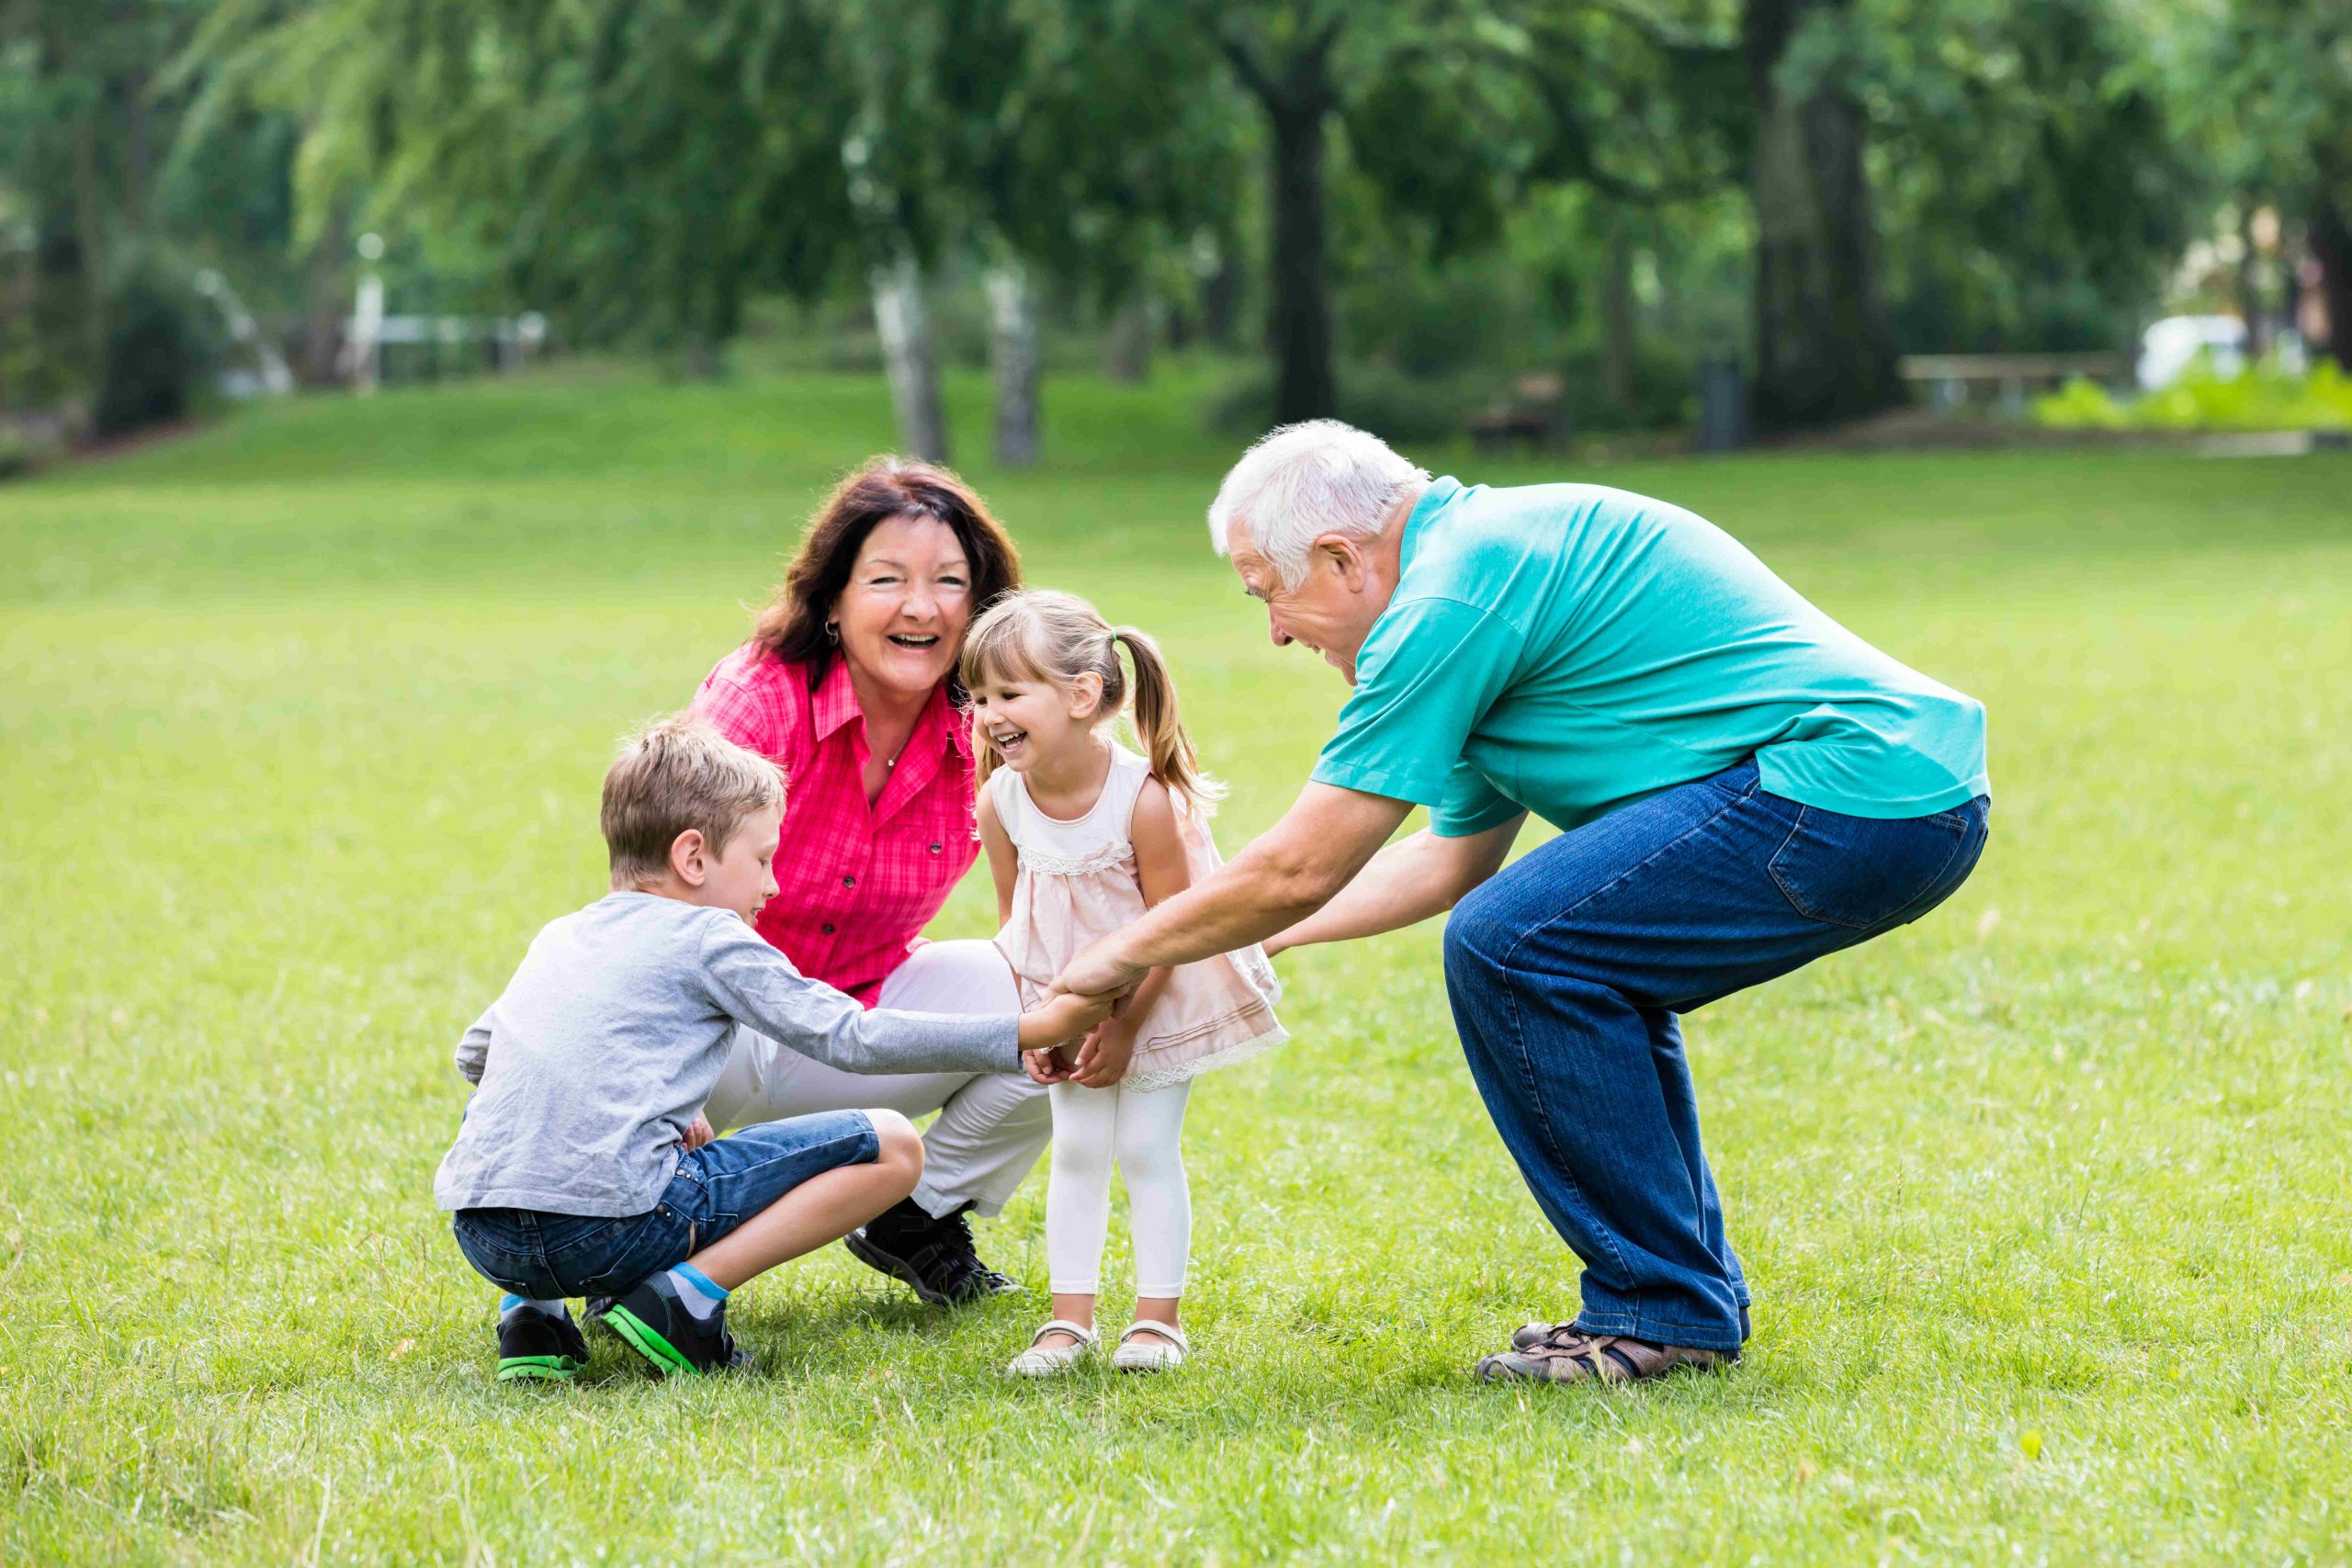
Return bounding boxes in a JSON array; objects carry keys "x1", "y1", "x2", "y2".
[{"x1": 1022, "y1": 938, "x2": 1149, "y2": 1090}]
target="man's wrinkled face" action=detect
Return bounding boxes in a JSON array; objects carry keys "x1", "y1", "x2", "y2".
[{"x1": 1228, "y1": 533, "x2": 1389, "y2": 686}]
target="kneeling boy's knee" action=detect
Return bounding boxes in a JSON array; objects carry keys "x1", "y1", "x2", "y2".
[{"x1": 867, "y1": 1109, "x2": 923, "y2": 1183}]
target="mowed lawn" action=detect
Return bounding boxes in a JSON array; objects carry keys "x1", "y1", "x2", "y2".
[{"x1": 2, "y1": 367, "x2": 2347, "y2": 1564}]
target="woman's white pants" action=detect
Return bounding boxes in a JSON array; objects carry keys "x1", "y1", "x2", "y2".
[
  {"x1": 703, "y1": 939, "x2": 1049, "y2": 1219},
  {"x1": 1045, "y1": 1077, "x2": 1193, "y2": 1298}
]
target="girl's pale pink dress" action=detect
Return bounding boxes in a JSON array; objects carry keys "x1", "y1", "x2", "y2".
[{"x1": 989, "y1": 745, "x2": 1284, "y2": 1091}]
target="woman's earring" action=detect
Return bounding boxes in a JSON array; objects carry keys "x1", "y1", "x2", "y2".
[{"x1": 824, "y1": 621, "x2": 840, "y2": 645}]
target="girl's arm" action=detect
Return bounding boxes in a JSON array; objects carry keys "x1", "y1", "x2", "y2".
[
  {"x1": 976, "y1": 787, "x2": 1019, "y2": 928},
  {"x1": 1070, "y1": 779, "x2": 1193, "y2": 1089}
]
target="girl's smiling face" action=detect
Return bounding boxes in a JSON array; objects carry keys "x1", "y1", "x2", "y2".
[{"x1": 967, "y1": 661, "x2": 1101, "y2": 775}]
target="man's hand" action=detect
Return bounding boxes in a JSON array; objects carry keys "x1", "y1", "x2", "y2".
[
  {"x1": 1069, "y1": 1022, "x2": 1135, "y2": 1089},
  {"x1": 683, "y1": 1112, "x2": 716, "y2": 1150},
  {"x1": 1016, "y1": 988, "x2": 1116, "y2": 1053},
  {"x1": 1048, "y1": 936, "x2": 1148, "y2": 1004}
]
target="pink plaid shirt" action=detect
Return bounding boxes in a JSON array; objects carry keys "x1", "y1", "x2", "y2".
[{"x1": 691, "y1": 646, "x2": 978, "y2": 1007}]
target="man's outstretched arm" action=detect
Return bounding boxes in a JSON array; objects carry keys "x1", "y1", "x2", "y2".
[
  {"x1": 1051, "y1": 782, "x2": 1414, "y2": 1000},
  {"x1": 1265, "y1": 814, "x2": 1524, "y2": 955}
]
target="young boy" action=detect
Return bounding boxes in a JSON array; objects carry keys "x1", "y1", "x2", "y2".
[{"x1": 434, "y1": 715, "x2": 1111, "y2": 1380}]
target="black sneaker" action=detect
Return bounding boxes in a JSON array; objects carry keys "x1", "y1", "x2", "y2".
[
  {"x1": 843, "y1": 1199, "x2": 1021, "y2": 1306},
  {"x1": 495, "y1": 1302, "x2": 590, "y2": 1382},
  {"x1": 602, "y1": 1273, "x2": 752, "y2": 1377}
]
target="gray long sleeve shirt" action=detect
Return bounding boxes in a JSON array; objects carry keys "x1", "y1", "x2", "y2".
[{"x1": 433, "y1": 892, "x2": 1019, "y2": 1215}]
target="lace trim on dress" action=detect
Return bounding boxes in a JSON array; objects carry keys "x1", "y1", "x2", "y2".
[
  {"x1": 1122, "y1": 1022, "x2": 1290, "y2": 1094},
  {"x1": 1017, "y1": 842, "x2": 1133, "y2": 877}
]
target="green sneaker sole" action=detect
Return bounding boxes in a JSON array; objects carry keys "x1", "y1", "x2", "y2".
[
  {"x1": 495, "y1": 1354, "x2": 585, "y2": 1382},
  {"x1": 604, "y1": 1304, "x2": 696, "y2": 1376}
]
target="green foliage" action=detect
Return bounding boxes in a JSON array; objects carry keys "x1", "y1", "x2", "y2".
[
  {"x1": 4, "y1": 371, "x2": 2352, "y2": 1560},
  {"x1": 92, "y1": 260, "x2": 218, "y2": 434},
  {"x1": 1206, "y1": 357, "x2": 1476, "y2": 441},
  {"x1": 2034, "y1": 361, "x2": 2352, "y2": 431},
  {"x1": 1865, "y1": 0, "x2": 2200, "y2": 351}
]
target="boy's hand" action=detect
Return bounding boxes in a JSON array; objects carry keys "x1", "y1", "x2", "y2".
[
  {"x1": 1016, "y1": 989, "x2": 1115, "y2": 1053},
  {"x1": 1069, "y1": 1022, "x2": 1135, "y2": 1089},
  {"x1": 1023, "y1": 1045, "x2": 1077, "y2": 1085},
  {"x1": 683, "y1": 1112, "x2": 715, "y2": 1150}
]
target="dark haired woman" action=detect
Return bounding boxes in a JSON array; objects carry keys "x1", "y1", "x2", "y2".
[{"x1": 688, "y1": 457, "x2": 1037, "y2": 1305}]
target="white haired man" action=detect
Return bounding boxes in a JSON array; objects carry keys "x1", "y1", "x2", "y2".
[{"x1": 1051, "y1": 421, "x2": 1990, "y2": 1384}]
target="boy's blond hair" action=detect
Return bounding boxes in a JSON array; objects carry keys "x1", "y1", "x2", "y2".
[{"x1": 601, "y1": 715, "x2": 786, "y2": 886}]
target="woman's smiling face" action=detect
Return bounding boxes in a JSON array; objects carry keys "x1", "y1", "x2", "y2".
[{"x1": 831, "y1": 513, "x2": 975, "y2": 704}]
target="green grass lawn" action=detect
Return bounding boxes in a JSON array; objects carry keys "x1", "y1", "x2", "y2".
[{"x1": 3, "y1": 367, "x2": 2348, "y2": 1563}]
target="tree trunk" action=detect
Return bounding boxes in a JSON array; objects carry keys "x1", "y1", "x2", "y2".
[
  {"x1": 1102, "y1": 297, "x2": 1152, "y2": 383},
  {"x1": 2237, "y1": 203, "x2": 2268, "y2": 360},
  {"x1": 2310, "y1": 189, "x2": 2352, "y2": 374},
  {"x1": 869, "y1": 253, "x2": 949, "y2": 463},
  {"x1": 1743, "y1": 0, "x2": 1901, "y2": 431},
  {"x1": 1264, "y1": 93, "x2": 1336, "y2": 423},
  {"x1": 121, "y1": 69, "x2": 151, "y2": 240},
  {"x1": 1200, "y1": 242, "x2": 1241, "y2": 349},
  {"x1": 70, "y1": 107, "x2": 107, "y2": 395},
  {"x1": 1601, "y1": 212, "x2": 1638, "y2": 411},
  {"x1": 301, "y1": 203, "x2": 348, "y2": 387},
  {"x1": 986, "y1": 260, "x2": 1041, "y2": 468}
]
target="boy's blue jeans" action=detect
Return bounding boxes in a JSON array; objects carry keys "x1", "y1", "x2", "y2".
[
  {"x1": 451, "y1": 1110, "x2": 878, "y2": 1301},
  {"x1": 1443, "y1": 760, "x2": 1990, "y2": 1352}
]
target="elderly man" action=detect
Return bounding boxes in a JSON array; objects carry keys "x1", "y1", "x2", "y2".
[{"x1": 1053, "y1": 421, "x2": 1990, "y2": 1385}]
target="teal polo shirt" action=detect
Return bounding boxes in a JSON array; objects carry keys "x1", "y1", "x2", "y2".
[{"x1": 1311, "y1": 478, "x2": 1989, "y2": 836}]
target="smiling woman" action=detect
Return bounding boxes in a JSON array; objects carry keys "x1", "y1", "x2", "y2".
[{"x1": 678, "y1": 457, "x2": 1046, "y2": 1307}]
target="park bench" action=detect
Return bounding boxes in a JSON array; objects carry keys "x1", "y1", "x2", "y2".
[
  {"x1": 1900, "y1": 352, "x2": 2128, "y2": 412},
  {"x1": 1468, "y1": 371, "x2": 1569, "y2": 451}
]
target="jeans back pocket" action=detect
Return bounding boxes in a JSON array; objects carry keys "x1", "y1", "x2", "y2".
[{"x1": 1769, "y1": 803, "x2": 1978, "y2": 931}]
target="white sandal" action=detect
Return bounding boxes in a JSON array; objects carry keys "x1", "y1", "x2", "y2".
[
  {"x1": 1006, "y1": 1319, "x2": 1098, "y2": 1378},
  {"x1": 1111, "y1": 1320, "x2": 1188, "y2": 1372}
]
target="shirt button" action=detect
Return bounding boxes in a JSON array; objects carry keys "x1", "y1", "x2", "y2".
[
  {"x1": 929, "y1": 842, "x2": 943, "y2": 855},
  {"x1": 821, "y1": 922, "x2": 836, "y2": 935},
  {"x1": 842, "y1": 874, "x2": 856, "y2": 888}
]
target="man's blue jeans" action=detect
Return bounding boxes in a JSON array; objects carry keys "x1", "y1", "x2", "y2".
[{"x1": 1443, "y1": 760, "x2": 1990, "y2": 1351}]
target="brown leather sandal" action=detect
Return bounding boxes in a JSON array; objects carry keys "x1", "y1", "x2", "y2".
[
  {"x1": 1511, "y1": 1304, "x2": 1749, "y2": 1356},
  {"x1": 1476, "y1": 1325, "x2": 1731, "y2": 1385}
]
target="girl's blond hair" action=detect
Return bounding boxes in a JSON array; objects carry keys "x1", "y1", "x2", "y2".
[{"x1": 959, "y1": 590, "x2": 1222, "y2": 814}]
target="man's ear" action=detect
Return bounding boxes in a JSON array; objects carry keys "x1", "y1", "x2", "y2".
[
  {"x1": 1315, "y1": 533, "x2": 1369, "y2": 591},
  {"x1": 668, "y1": 828, "x2": 710, "y2": 886},
  {"x1": 1067, "y1": 671, "x2": 1106, "y2": 720}
]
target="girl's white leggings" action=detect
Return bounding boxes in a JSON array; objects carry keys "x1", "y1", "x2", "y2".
[{"x1": 1045, "y1": 1078, "x2": 1193, "y2": 1297}]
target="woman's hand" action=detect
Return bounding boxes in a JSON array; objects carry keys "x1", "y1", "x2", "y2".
[
  {"x1": 1069, "y1": 1022, "x2": 1135, "y2": 1089},
  {"x1": 683, "y1": 1112, "x2": 716, "y2": 1150}
]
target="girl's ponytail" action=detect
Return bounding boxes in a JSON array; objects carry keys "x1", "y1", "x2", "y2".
[{"x1": 1112, "y1": 626, "x2": 1224, "y2": 816}]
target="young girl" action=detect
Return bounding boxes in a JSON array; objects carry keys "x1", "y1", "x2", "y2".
[{"x1": 963, "y1": 591, "x2": 1283, "y2": 1375}]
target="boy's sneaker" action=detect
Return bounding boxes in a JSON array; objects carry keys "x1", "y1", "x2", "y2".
[
  {"x1": 496, "y1": 1303, "x2": 590, "y2": 1382},
  {"x1": 603, "y1": 1273, "x2": 752, "y2": 1377},
  {"x1": 844, "y1": 1198, "x2": 1020, "y2": 1306}
]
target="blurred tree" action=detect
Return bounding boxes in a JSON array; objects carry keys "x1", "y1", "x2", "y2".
[
  {"x1": 0, "y1": 0, "x2": 289, "y2": 429},
  {"x1": 827, "y1": 0, "x2": 1238, "y2": 461},
  {"x1": 1503, "y1": 0, "x2": 2194, "y2": 427},
  {"x1": 1869, "y1": 0, "x2": 2198, "y2": 355},
  {"x1": 2181, "y1": 0, "x2": 2352, "y2": 368},
  {"x1": 1193, "y1": 0, "x2": 1530, "y2": 423},
  {"x1": 187, "y1": 0, "x2": 856, "y2": 379}
]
